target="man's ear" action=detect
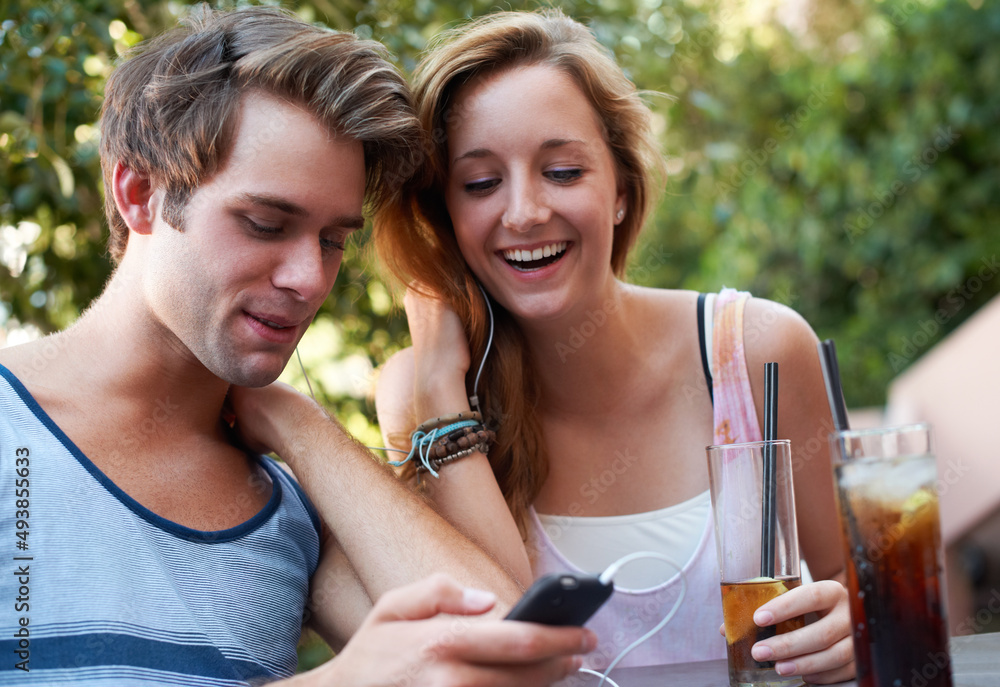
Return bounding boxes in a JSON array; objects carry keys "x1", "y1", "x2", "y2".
[{"x1": 112, "y1": 161, "x2": 158, "y2": 236}]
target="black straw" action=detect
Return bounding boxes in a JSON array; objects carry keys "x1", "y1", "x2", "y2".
[
  {"x1": 761, "y1": 362, "x2": 779, "y2": 579},
  {"x1": 818, "y1": 339, "x2": 850, "y2": 432}
]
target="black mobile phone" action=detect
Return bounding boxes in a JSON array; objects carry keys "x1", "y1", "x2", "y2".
[{"x1": 504, "y1": 573, "x2": 613, "y2": 626}]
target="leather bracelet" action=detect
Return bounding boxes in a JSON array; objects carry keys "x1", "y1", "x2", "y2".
[{"x1": 415, "y1": 411, "x2": 483, "y2": 434}]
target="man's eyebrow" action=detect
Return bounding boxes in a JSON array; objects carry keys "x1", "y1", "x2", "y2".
[
  {"x1": 236, "y1": 192, "x2": 365, "y2": 230},
  {"x1": 237, "y1": 192, "x2": 308, "y2": 217},
  {"x1": 336, "y1": 214, "x2": 367, "y2": 231}
]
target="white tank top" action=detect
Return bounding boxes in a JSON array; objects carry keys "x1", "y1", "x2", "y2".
[
  {"x1": 525, "y1": 292, "x2": 729, "y2": 669},
  {"x1": 527, "y1": 502, "x2": 726, "y2": 670},
  {"x1": 535, "y1": 489, "x2": 712, "y2": 588}
]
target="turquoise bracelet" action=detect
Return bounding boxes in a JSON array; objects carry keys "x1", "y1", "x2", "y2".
[{"x1": 389, "y1": 419, "x2": 482, "y2": 478}]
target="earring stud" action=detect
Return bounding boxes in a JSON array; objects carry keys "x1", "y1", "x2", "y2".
[{"x1": 616, "y1": 209, "x2": 625, "y2": 222}]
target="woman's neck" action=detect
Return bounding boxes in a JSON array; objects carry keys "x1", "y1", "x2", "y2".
[{"x1": 517, "y1": 281, "x2": 659, "y2": 417}]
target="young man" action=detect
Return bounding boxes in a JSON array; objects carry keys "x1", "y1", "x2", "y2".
[{"x1": 0, "y1": 7, "x2": 593, "y2": 686}]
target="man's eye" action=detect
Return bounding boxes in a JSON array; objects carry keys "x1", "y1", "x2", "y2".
[
  {"x1": 246, "y1": 219, "x2": 281, "y2": 235},
  {"x1": 320, "y1": 237, "x2": 346, "y2": 252},
  {"x1": 546, "y1": 168, "x2": 583, "y2": 183},
  {"x1": 465, "y1": 178, "x2": 500, "y2": 194}
]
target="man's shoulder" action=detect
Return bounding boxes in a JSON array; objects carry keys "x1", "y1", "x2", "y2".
[
  {"x1": 0, "y1": 335, "x2": 68, "y2": 386},
  {"x1": 0, "y1": 343, "x2": 36, "y2": 400},
  {"x1": 0, "y1": 340, "x2": 31, "y2": 373}
]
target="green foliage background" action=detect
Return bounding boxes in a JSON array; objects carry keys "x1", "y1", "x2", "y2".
[{"x1": 1, "y1": 0, "x2": 998, "y2": 666}]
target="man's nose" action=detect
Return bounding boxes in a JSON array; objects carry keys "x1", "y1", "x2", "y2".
[{"x1": 272, "y1": 237, "x2": 335, "y2": 304}]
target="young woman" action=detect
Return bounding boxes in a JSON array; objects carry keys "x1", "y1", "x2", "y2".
[{"x1": 374, "y1": 9, "x2": 853, "y2": 680}]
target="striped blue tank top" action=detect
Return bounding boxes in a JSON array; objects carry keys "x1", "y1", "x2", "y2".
[{"x1": 0, "y1": 364, "x2": 321, "y2": 685}]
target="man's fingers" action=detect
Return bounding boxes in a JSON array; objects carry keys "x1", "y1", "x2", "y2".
[
  {"x1": 368, "y1": 573, "x2": 496, "y2": 623},
  {"x1": 441, "y1": 621, "x2": 597, "y2": 664},
  {"x1": 424, "y1": 656, "x2": 583, "y2": 687}
]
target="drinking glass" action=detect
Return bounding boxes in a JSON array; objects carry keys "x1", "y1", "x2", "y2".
[
  {"x1": 830, "y1": 423, "x2": 952, "y2": 687},
  {"x1": 708, "y1": 440, "x2": 805, "y2": 687}
]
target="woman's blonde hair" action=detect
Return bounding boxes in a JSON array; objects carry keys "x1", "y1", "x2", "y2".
[{"x1": 374, "y1": 9, "x2": 665, "y2": 535}]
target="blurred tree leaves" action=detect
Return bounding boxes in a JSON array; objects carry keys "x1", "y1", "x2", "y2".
[
  {"x1": 2, "y1": 0, "x2": 998, "y2": 671},
  {"x1": 3, "y1": 0, "x2": 997, "y2": 413}
]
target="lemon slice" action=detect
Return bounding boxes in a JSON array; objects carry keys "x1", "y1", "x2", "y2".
[{"x1": 901, "y1": 488, "x2": 935, "y2": 516}]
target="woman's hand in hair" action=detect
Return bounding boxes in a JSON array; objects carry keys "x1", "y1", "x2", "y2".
[{"x1": 404, "y1": 284, "x2": 474, "y2": 418}]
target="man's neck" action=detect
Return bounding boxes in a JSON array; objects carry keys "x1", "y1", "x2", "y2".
[{"x1": 6, "y1": 265, "x2": 230, "y2": 445}]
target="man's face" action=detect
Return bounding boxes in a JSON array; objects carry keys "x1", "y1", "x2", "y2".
[{"x1": 140, "y1": 91, "x2": 366, "y2": 386}]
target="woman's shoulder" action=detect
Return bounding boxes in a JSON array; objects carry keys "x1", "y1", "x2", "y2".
[
  {"x1": 624, "y1": 286, "x2": 817, "y2": 353},
  {"x1": 740, "y1": 295, "x2": 822, "y2": 421},
  {"x1": 625, "y1": 284, "x2": 701, "y2": 316},
  {"x1": 741, "y1": 295, "x2": 819, "y2": 365}
]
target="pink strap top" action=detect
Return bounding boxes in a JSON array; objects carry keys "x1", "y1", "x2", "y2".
[
  {"x1": 527, "y1": 288, "x2": 761, "y2": 669},
  {"x1": 712, "y1": 289, "x2": 763, "y2": 445}
]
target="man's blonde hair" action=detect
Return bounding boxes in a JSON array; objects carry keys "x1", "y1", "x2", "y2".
[{"x1": 100, "y1": 5, "x2": 422, "y2": 263}]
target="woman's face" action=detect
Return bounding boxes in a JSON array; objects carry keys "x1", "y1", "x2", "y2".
[{"x1": 444, "y1": 64, "x2": 626, "y2": 324}]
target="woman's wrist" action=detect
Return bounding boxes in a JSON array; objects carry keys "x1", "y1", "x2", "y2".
[{"x1": 414, "y1": 379, "x2": 472, "y2": 425}]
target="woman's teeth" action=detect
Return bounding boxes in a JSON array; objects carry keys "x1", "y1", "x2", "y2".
[{"x1": 502, "y1": 242, "x2": 568, "y2": 270}]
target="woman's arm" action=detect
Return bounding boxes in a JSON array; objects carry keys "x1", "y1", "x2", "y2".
[
  {"x1": 374, "y1": 290, "x2": 533, "y2": 588},
  {"x1": 226, "y1": 381, "x2": 526, "y2": 632},
  {"x1": 743, "y1": 298, "x2": 844, "y2": 580},
  {"x1": 741, "y1": 297, "x2": 854, "y2": 683}
]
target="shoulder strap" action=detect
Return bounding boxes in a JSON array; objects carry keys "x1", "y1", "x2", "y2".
[
  {"x1": 697, "y1": 293, "x2": 714, "y2": 406},
  {"x1": 711, "y1": 288, "x2": 763, "y2": 445}
]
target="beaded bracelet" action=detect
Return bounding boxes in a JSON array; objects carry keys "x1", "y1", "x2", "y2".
[
  {"x1": 389, "y1": 419, "x2": 483, "y2": 478},
  {"x1": 427, "y1": 426, "x2": 495, "y2": 459},
  {"x1": 417, "y1": 442, "x2": 491, "y2": 475}
]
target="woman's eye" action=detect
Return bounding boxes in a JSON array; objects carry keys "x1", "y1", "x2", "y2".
[
  {"x1": 546, "y1": 168, "x2": 583, "y2": 183},
  {"x1": 464, "y1": 178, "x2": 500, "y2": 195}
]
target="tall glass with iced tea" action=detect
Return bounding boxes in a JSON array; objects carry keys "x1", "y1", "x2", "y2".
[
  {"x1": 830, "y1": 424, "x2": 952, "y2": 687},
  {"x1": 708, "y1": 440, "x2": 805, "y2": 687}
]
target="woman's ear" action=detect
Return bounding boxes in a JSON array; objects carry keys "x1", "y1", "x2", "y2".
[
  {"x1": 614, "y1": 190, "x2": 628, "y2": 225},
  {"x1": 111, "y1": 161, "x2": 158, "y2": 236}
]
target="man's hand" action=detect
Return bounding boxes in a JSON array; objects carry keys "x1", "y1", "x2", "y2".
[{"x1": 288, "y1": 574, "x2": 595, "y2": 687}]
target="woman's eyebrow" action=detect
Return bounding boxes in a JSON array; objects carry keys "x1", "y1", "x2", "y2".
[
  {"x1": 540, "y1": 138, "x2": 585, "y2": 150},
  {"x1": 452, "y1": 138, "x2": 587, "y2": 165},
  {"x1": 452, "y1": 148, "x2": 492, "y2": 164}
]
